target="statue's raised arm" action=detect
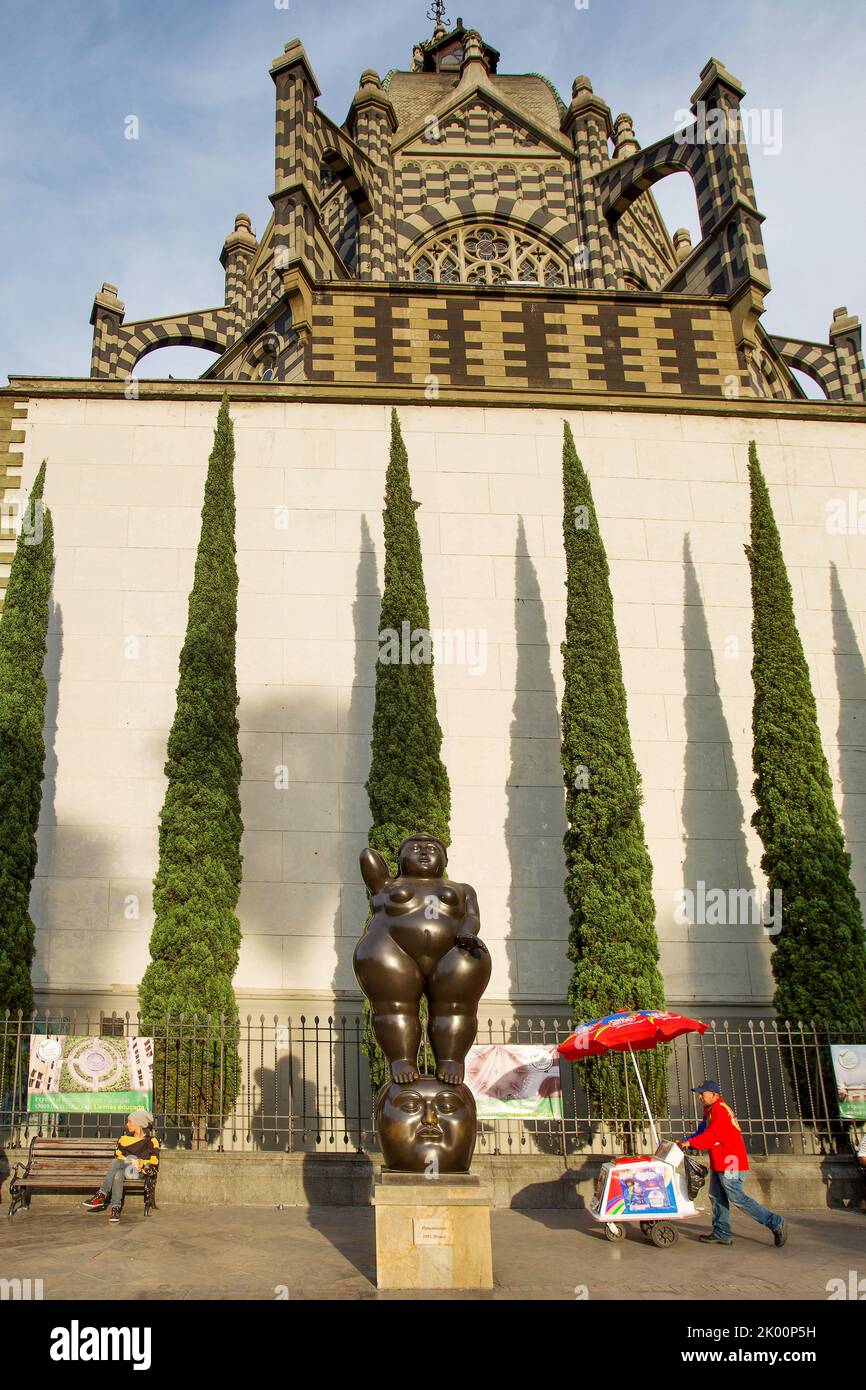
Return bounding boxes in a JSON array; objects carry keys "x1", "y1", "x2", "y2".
[{"x1": 360, "y1": 846, "x2": 391, "y2": 896}]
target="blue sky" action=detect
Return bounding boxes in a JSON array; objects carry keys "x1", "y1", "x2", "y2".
[{"x1": 1, "y1": 0, "x2": 863, "y2": 384}]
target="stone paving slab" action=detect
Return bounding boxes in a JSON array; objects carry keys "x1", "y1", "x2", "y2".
[{"x1": 1, "y1": 1203, "x2": 863, "y2": 1300}]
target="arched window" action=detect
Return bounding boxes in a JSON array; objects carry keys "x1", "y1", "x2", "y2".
[{"x1": 408, "y1": 223, "x2": 569, "y2": 287}]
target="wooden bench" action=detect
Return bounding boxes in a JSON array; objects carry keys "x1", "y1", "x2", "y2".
[{"x1": 7, "y1": 1136, "x2": 159, "y2": 1219}]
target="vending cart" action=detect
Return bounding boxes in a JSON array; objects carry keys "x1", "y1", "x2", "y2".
[{"x1": 590, "y1": 1141, "x2": 705, "y2": 1247}]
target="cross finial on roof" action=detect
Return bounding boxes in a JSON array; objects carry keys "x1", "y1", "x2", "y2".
[{"x1": 426, "y1": 1, "x2": 451, "y2": 27}]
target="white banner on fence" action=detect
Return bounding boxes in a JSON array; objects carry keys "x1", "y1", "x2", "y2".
[{"x1": 465, "y1": 1044, "x2": 562, "y2": 1118}]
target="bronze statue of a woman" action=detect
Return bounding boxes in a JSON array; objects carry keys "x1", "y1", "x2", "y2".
[{"x1": 354, "y1": 835, "x2": 491, "y2": 1087}]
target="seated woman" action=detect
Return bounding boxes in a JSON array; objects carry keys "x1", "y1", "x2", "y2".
[
  {"x1": 82, "y1": 1109, "x2": 159, "y2": 1222},
  {"x1": 354, "y1": 834, "x2": 491, "y2": 1086}
]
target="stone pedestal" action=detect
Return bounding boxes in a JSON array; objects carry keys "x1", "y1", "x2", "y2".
[{"x1": 372, "y1": 1171, "x2": 494, "y2": 1290}]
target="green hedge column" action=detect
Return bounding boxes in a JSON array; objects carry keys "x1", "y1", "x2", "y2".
[
  {"x1": 746, "y1": 441, "x2": 866, "y2": 1033},
  {"x1": 140, "y1": 396, "x2": 244, "y2": 1123},
  {"x1": 559, "y1": 423, "x2": 665, "y2": 1116},
  {"x1": 0, "y1": 461, "x2": 54, "y2": 1020},
  {"x1": 363, "y1": 409, "x2": 451, "y2": 1087}
]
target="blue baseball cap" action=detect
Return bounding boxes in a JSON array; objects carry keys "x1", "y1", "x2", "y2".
[{"x1": 691, "y1": 1079, "x2": 721, "y2": 1094}]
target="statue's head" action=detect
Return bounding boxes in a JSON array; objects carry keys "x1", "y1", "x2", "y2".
[
  {"x1": 376, "y1": 1076, "x2": 476, "y2": 1174},
  {"x1": 397, "y1": 835, "x2": 447, "y2": 879}
]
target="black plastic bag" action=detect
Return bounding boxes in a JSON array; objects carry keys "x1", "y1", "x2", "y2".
[{"x1": 683, "y1": 1152, "x2": 708, "y2": 1198}]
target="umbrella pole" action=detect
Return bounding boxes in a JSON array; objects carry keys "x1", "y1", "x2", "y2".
[{"x1": 627, "y1": 1043, "x2": 660, "y2": 1150}]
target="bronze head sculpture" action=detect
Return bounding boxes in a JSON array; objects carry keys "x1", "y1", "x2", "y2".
[
  {"x1": 355, "y1": 834, "x2": 491, "y2": 1172},
  {"x1": 376, "y1": 1077, "x2": 477, "y2": 1174}
]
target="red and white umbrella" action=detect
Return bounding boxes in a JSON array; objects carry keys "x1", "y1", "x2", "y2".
[{"x1": 557, "y1": 1010, "x2": 708, "y2": 1146}]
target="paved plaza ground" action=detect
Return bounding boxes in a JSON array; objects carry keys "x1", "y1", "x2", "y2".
[{"x1": 2, "y1": 1202, "x2": 863, "y2": 1300}]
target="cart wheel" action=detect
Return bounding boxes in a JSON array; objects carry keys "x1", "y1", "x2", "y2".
[
  {"x1": 604, "y1": 1222, "x2": 625, "y2": 1242},
  {"x1": 649, "y1": 1222, "x2": 678, "y2": 1248},
  {"x1": 639, "y1": 1221, "x2": 653, "y2": 1236}
]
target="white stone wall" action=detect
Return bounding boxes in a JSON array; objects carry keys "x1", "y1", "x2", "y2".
[{"x1": 19, "y1": 396, "x2": 866, "y2": 1015}]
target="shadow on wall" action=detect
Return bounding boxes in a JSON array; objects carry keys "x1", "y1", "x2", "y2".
[
  {"x1": 31, "y1": 595, "x2": 62, "y2": 993},
  {"x1": 329, "y1": 515, "x2": 379, "y2": 1133},
  {"x1": 831, "y1": 562, "x2": 866, "y2": 897},
  {"x1": 505, "y1": 516, "x2": 567, "y2": 1008},
  {"x1": 250, "y1": 1059, "x2": 320, "y2": 1154},
  {"x1": 681, "y1": 535, "x2": 756, "y2": 990},
  {"x1": 41, "y1": 596, "x2": 61, "y2": 851},
  {"x1": 820, "y1": 1153, "x2": 866, "y2": 1211},
  {"x1": 27, "y1": 518, "x2": 382, "y2": 1152},
  {"x1": 32, "y1": 593, "x2": 196, "y2": 1008}
]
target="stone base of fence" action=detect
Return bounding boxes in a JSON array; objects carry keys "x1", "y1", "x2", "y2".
[{"x1": 3, "y1": 1150, "x2": 863, "y2": 1213}]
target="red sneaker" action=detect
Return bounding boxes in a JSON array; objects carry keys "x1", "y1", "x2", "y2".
[{"x1": 82, "y1": 1192, "x2": 108, "y2": 1210}]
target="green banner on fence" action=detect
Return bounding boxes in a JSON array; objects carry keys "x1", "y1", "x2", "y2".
[
  {"x1": 28, "y1": 1091, "x2": 153, "y2": 1114},
  {"x1": 831, "y1": 1045, "x2": 866, "y2": 1120},
  {"x1": 26, "y1": 1035, "x2": 154, "y2": 1115}
]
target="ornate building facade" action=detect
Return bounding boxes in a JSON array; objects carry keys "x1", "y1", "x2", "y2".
[
  {"x1": 86, "y1": 19, "x2": 864, "y2": 405},
  {"x1": 3, "y1": 18, "x2": 865, "y2": 1023}
]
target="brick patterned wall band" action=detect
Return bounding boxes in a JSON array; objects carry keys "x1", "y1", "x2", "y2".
[{"x1": 308, "y1": 285, "x2": 746, "y2": 397}]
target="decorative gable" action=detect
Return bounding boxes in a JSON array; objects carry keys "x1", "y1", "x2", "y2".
[
  {"x1": 395, "y1": 89, "x2": 572, "y2": 158},
  {"x1": 436, "y1": 96, "x2": 540, "y2": 147}
]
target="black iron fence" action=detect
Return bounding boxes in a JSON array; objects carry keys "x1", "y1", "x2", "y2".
[{"x1": 2, "y1": 1010, "x2": 863, "y2": 1158}]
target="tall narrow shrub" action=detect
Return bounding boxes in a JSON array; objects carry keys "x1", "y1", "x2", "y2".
[
  {"x1": 559, "y1": 422, "x2": 666, "y2": 1119},
  {"x1": 139, "y1": 396, "x2": 244, "y2": 1130},
  {"x1": 0, "y1": 462, "x2": 54, "y2": 1032},
  {"x1": 746, "y1": 442, "x2": 866, "y2": 1041},
  {"x1": 362, "y1": 409, "x2": 451, "y2": 1086}
]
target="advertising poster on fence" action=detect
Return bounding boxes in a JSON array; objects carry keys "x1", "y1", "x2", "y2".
[
  {"x1": 465, "y1": 1044, "x2": 562, "y2": 1118},
  {"x1": 27, "y1": 1035, "x2": 154, "y2": 1113},
  {"x1": 831, "y1": 1044, "x2": 866, "y2": 1119}
]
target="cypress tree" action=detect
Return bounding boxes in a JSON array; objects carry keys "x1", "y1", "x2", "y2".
[
  {"x1": 746, "y1": 441, "x2": 866, "y2": 1037},
  {"x1": 362, "y1": 409, "x2": 451, "y2": 1086},
  {"x1": 559, "y1": 422, "x2": 666, "y2": 1117},
  {"x1": 139, "y1": 395, "x2": 244, "y2": 1127},
  {"x1": 0, "y1": 462, "x2": 54, "y2": 1028}
]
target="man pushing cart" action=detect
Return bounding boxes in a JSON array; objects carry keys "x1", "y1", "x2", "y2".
[{"x1": 557, "y1": 1012, "x2": 788, "y2": 1249}]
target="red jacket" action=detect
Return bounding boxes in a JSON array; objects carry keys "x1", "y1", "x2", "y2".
[{"x1": 687, "y1": 1097, "x2": 749, "y2": 1173}]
